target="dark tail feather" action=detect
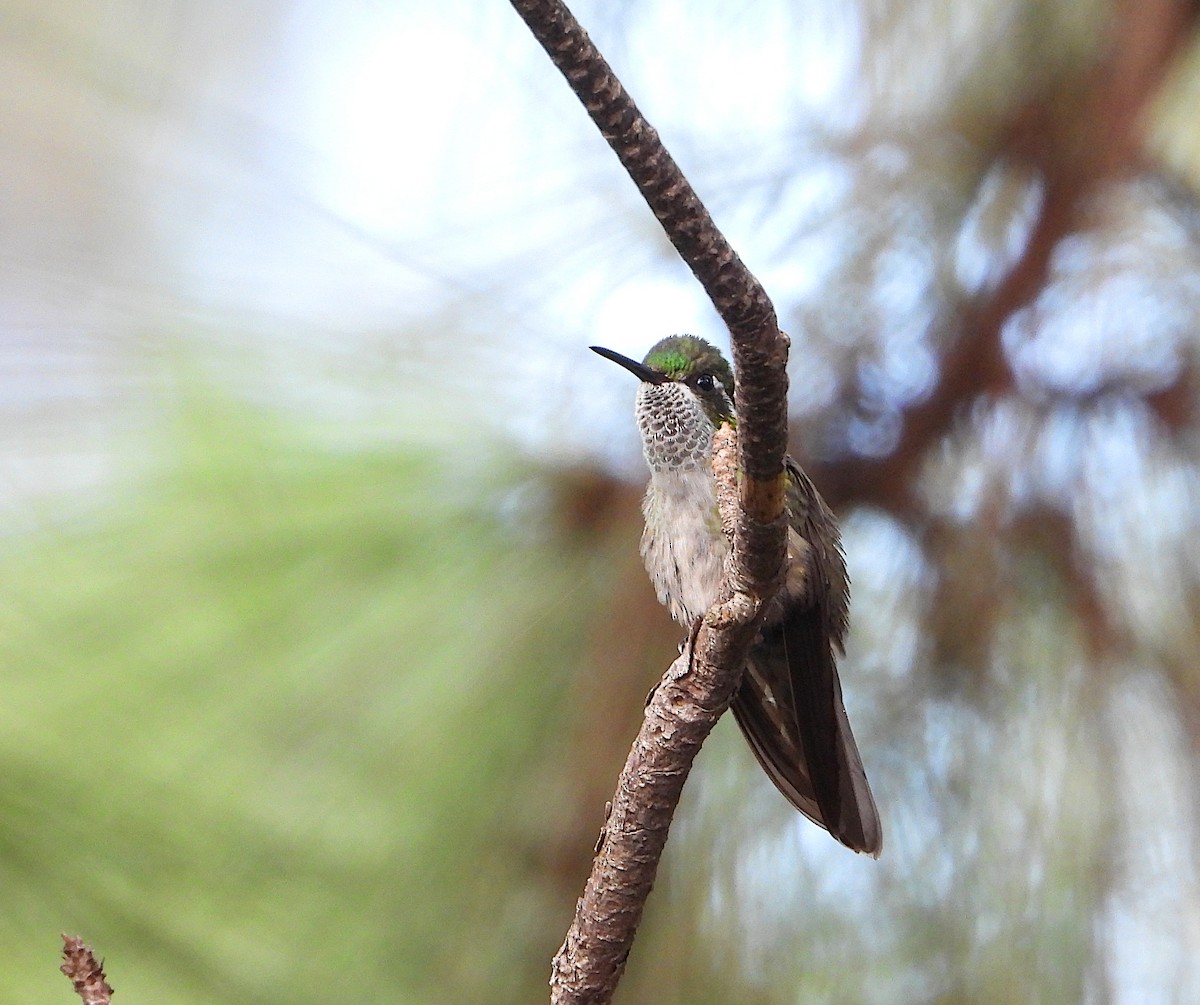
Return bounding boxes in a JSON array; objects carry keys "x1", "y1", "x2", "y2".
[{"x1": 730, "y1": 611, "x2": 882, "y2": 856}]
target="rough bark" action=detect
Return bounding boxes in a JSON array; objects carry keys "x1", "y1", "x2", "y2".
[{"x1": 507, "y1": 1, "x2": 791, "y2": 1001}]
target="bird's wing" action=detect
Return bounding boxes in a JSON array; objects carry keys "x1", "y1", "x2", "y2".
[
  {"x1": 728, "y1": 458, "x2": 882, "y2": 855},
  {"x1": 732, "y1": 614, "x2": 882, "y2": 856}
]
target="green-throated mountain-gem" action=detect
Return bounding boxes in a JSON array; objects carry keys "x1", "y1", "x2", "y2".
[{"x1": 592, "y1": 335, "x2": 882, "y2": 856}]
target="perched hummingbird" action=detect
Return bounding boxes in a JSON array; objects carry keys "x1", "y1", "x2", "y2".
[{"x1": 592, "y1": 335, "x2": 882, "y2": 856}]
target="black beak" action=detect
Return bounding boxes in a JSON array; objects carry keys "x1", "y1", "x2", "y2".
[{"x1": 590, "y1": 345, "x2": 667, "y2": 384}]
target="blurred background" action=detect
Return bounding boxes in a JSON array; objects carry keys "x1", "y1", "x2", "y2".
[{"x1": 3, "y1": 0, "x2": 1199, "y2": 1001}]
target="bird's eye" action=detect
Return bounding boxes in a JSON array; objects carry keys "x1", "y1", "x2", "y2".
[{"x1": 695, "y1": 373, "x2": 715, "y2": 392}]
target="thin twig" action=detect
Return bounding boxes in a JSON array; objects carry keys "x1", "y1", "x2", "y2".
[{"x1": 60, "y1": 935, "x2": 114, "y2": 1005}]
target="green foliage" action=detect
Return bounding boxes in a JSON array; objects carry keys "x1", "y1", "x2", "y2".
[{"x1": 0, "y1": 400, "x2": 601, "y2": 1003}]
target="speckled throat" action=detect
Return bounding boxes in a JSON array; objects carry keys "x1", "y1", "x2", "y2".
[
  {"x1": 634, "y1": 381, "x2": 716, "y2": 473},
  {"x1": 635, "y1": 381, "x2": 727, "y2": 625}
]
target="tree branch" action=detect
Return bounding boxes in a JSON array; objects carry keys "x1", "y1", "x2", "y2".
[
  {"x1": 507, "y1": 1, "x2": 790, "y2": 1002},
  {"x1": 550, "y1": 427, "x2": 778, "y2": 1004},
  {"x1": 506, "y1": 0, "x2": 788, "y2": 487},
  {"x1": 811, "y1": 0, "x2": 1200, "y2": 514}
]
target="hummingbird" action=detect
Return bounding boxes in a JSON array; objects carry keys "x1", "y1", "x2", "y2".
[{"x1": 592, "y1": 335, "x2": 882, "y2": 856}]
